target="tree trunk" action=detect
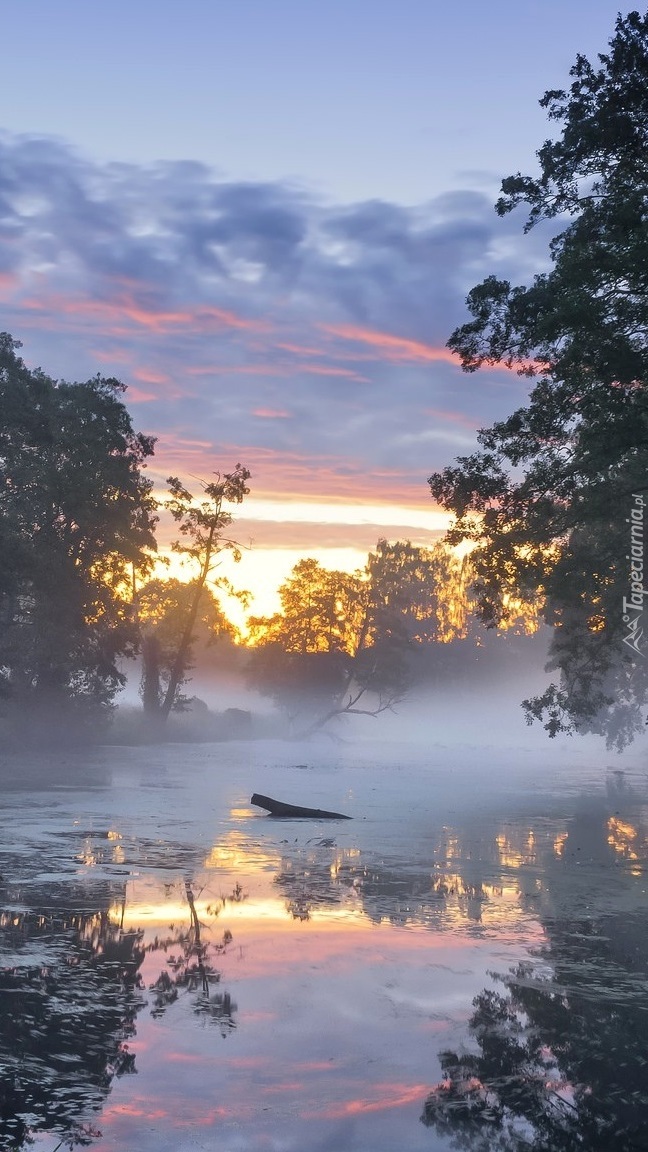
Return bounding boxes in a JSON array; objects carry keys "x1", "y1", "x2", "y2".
[
  {"x1": 159, "y1": 528, "x2": 216, "y2": 720},
  {"x1": 141, "y1": 632, "x2": 162, "y2": 716}
]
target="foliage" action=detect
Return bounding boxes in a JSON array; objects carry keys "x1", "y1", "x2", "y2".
[
  {"x1": 246, "y1": 540, "x2": 469, "y2": 733},
  {"x1": 146, "y1": 880, "x2": 237, "y2": 1033},
  {"x1": 367, "y1": 538, "x2": 471, "y2": 645},
  {"x1": 429, "y1": 11, "x2": 648, "y2": 748},
  {"x1": 247, "y1": 558, "x2": 366, "y2": 655},
  {"x1": 422, "y1": 917, "x2": 648, "y2": 1151},
  {"x1": 0, "y1": 896, "x2": 145, "y2": 1149},
  {"x1": 152, "y1": 465, "x2": 250, "y2": 721},
  {"x1": 136, "y1": 578, "x2": 235, "y2": 714},
  {"x1": 0, "y1": 333, "x2": 157, "y2": 729}
]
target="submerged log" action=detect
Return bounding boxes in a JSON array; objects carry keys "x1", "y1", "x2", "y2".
[{"x1": 250, "y1": 792, "x2": 352, "y2": 819}]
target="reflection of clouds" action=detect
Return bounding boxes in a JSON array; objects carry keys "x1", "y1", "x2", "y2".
[
  {"x1": 95, "y1": 894, "x2": 522, "y2": 1151},
  {"x1": 302, "y1": 1081, "x2": 431, "y2": 1118}
]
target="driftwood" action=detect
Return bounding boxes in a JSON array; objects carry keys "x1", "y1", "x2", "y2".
[{"x1": 251, "y1": 793, "x2": 352, "y2": 819}]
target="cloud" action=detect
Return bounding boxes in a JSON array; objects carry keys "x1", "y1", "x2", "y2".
[
  {"x1": 320, "y1": 323, "x2": 460, "y2": 366},
  {"x1": 132, "y1": 368, "x2": 170, "y2": 385},
  {"x1": 252, "y1": 407, "x2": 291, "y2": 419},
  {"x1": 0, "y1": 131, "x2": 547, "y2": 516},
  {"x1": 231, "y1": 519, "x2": 447, "y2": 551}
]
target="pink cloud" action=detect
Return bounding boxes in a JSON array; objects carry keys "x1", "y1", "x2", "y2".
[
  {"x1": 126, "y1": 385, "x2": 158, "y2": 403},
  {"x1": 0, "y1": 271, "x2": 19, "y2": 297},
  {"x1": 133, "y1": 367, "x2": 171, "y2": 385},
  {"x1": 425, "y1": 406, "x2": 480, "y2": 430},
  {"x1": 19, "y1": 289, "x2": 268, "y2": 338},
  {"x1": 322, "y1": 323, "x2": 537, "y2": 374},
  {"x1": 89, "y1": 347, "x2": 133, "y2": 364},
  {"x1": 298, "y1": 362, "x2": 370, "y2": 382},
  {"x1": 174, "y1": 441, "x2": 431, "y2": 506},
  {"x1": 321, "y1": 322, "x2": 460, "y2": 366},
  {"x1": 252, "y1": 407, "x2": 291, "y2": 418},
  {"x1": 187, "y1": 363, "x2": 286, "y2": 377},
  {"x1": 276, "y1": 340, "x2": 328, "y2": 357}
]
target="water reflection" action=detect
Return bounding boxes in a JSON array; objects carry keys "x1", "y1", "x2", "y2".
[
  {"x1": 0, "y1": 758, "x2": 647, "y2": 1150},
  {"x1": 270, "y1": 824, "x2": 545, "y2": 932},
  {"x1": 146, "y1": 880, "x2": 238, "y2": 1034},
  {"x1": 0, "y1": 882, "x2": 144, "y2": 1150},
  {"x1": 0, "y1": 863, "x2": 240, "y2": 1148},
  {"x1": 422, "y1": 804, "x2": 648, "y2": 1151}
]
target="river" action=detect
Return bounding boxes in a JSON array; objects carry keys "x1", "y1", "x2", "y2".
[{"x1": 1, "y1": 733, "x2": 647, "y2": 1151}]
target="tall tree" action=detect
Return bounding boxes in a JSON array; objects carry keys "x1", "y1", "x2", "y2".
[
  {"x1": 0, "y1": 334, "x2": 157, "y2": 728},
  {"x1": 366, "y1": 538, "x2": 470, "y2": 646},
  {"x1": 136, "y1": 577, "x2": 235, "y2": 715},
  {"x1": 247, "y1": 541, "x2": 464, "y2": 733},
  {"x1": 429, "y1": 11, "x2": 648, "y2": 749},
  {"x1": 247, "y1": 559, "x2": 366, "y2": 656},
  {"x1": 154, "y1": 466, "x2": 250, "y2": 721}
]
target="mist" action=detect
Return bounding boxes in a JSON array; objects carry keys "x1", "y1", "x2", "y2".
[{"x1": 102, "y1": 624, "x2": 636, "y2": 776}]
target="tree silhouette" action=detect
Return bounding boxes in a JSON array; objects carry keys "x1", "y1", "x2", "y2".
[
  {"x1": 154, "y1": 466, "x2": 250, "y2": 721},
  {"x1": 430, "y1": 11, "x2": 648, "y2": 747},
  {"x1": 247, "y1": 539, "x2": 471, "y2": 734},
  {"x1": 0, "y1": 333, "x2": 157, "y2": 734},
  {"x1": 136, "y1": 577, "x2": 234, "y2": 716}
]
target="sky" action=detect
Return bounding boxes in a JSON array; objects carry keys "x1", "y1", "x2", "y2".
[{"x1": 0, "y1": 0, "x2": 637, "y2": 620}]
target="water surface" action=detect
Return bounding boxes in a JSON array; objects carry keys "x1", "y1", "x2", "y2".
[{"x1": 1, "y1": 738, "x2": 646, "y2": 1151}]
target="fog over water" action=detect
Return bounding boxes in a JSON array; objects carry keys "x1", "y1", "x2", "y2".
[{"x1": 1, "y1": 681, "x2": 647, "y2": 1150}]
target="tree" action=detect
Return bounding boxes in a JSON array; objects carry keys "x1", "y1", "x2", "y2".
[
  {"x1": 366, "y1": 538, "x2": 470, "y2": 646},
  {"x1": 246, "y1": 559, "x2": 369, "y2": 732},
  {"x1": 136, "y1": 577, "x2": 235, "y2": 715},
  {"x1": 0, "y1": 334, "x2": 157, "y2": 730},
  {"x1": 428, "y1": 11, "x2": 648, "y2": 749},
  {"x1": 246, "y1": 540, "x2": 465, "y2": 734},
  {"x1": 153, "y1": 466, "x2": 250, "y2": 721},
  {"x1": 247, "y1": 558, "x2": 366, "y2": 656}
]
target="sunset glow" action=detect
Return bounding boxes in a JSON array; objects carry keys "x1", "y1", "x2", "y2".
[{"x1": 3, "y1": 6, "x2": 646, "y2": 1151}]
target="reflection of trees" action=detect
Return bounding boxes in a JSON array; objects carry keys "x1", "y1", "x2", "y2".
[
  {"x1": 272, "y1": 823, "x2": 538, "y2": 928},
  {"x1": 271, "y1": 777, "x2": 647, "y2": 933},
  {"x1": 421, "y1": 805, "x2": 648, "y2": 1151},
  {"x1": 146, "y1": 880, "x2": 238, "y2": 1035},
  {"x1": 0, "y1": 882, "x2": 145, "y2": 1150},
  {"x1": 0, "y1": 823, "x2": 246, "y2": 1149}
]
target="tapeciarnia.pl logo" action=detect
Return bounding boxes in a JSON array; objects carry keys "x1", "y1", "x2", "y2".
[{"x1": 622, "y1": 493, "x2": 646, "y2": 657}]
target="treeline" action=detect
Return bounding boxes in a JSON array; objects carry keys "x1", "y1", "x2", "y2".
[
  {"x1": 0, "y1": 331, "x2": 540, "y2": 744},
  {"x1": 244, "y1": 545, "x2": 542, "y2": 736}
]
